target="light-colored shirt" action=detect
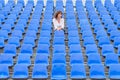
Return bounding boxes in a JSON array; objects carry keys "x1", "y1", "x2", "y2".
[{"x1": 53, "y1": 18, "x2": 64, "y2": 30}]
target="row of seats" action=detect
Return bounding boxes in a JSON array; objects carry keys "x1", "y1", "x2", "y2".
[{"x1": 1, "y1": 64, "x2": 120, "y2": 79}]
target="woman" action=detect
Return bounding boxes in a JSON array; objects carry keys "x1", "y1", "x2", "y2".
[{"x1": 53, "y1": 11, "x2": 64, "y2": 31}]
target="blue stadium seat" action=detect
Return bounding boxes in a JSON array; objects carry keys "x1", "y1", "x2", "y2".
[
  {"x1": 51, "y1": 64, "x2": 67, "y2": 79},
  {"x1": 26, "y1": 30, "x2": 37, "y2": 38},
  {"x1": 23, "y1": 37, "x2": 35, "y2": 47},
  {"x1": 14, "y1": 24, "x2": 25, "y2": 32},
  {"x1": 53, "y1": 37, "x2": 65, "y2": 45},
  {"x1": 20, "y1": 44, "x2": 33, "y2": 56},
  {"x1": 88, "y1": 54, "x2": 102, "y2": 66},
  {"x1": 12, "y1": 64, "x2": 28, "y2": 78},
  {"x1": 34, "y1": 54, "x2": 48, "y2": 65},
  {"x1": 70, "y1": 64, "x2": 86, "y2": 79},
  {"x1": 70, "y1": 54, "x2": 84, "y2": 65},
  {"x1": 0, "y1": 37, "x2": 4, "y2": 47},
  {"x1": 0, "y1": 65, "x2": 9, "y2": 79},
  {"x1": 4, "y1": 44, "x2": 16, "y2": 56},
  {"x1": 90, "y1": 64, "x2": 106, "y2": 79},
  {"x1": 68, "y1": 31, "x2": 79, "y2": 37},
  {"x1": 105, "y1": 54, "x2": 119, "y2": 66},
  {"x1": 98, "y1": 37, "x2": 110, "y2": 47},
  {"x1": 1, "y1": 24, "x2": 12, "y2": 33},
  {"x1": 40, "y1": 30, "x2": 51, "y2": 38},
  {"x1": 109, "y1": 64, "x2": 120, "y2": 79},
  {"x1": 54, "y1": 30, "x2": 64, "y2": 37},
  {"x1": 69, "y1": 45, "x2": 82, "y2": 53},
  {"x1": 83, "y1": 37, "x2": 95, "y2": 47},
  {"x1": 113, "y1": 37, "x2": 120, "y2": 47},
  {"x1": 0, "y1": 54, "x2": 13, "y2": 66},
  {"x1": 37, "y1": 44, "x2": 49, "y2": 55},
  {"x1": 85, "y1": 44, "x2": 98, "y2": 55},
  {"x1": 11, "y1": 30, "x2": 22, "y2": 39},
  {"x1": 17, "y1": 54, "x2": 31, "y2": 66},
  {"x1": 0, "y1": 30, "x2": 8, "y2": 39},
  {"x1": 110, "y1": 30, "x2": 120, "y2": 40},
  {"x1": 38, "y1": 37, "x2": 50, "y2": 45},
  {"x1": 68, "y1": 37, "x2": 80, "y2": 46},
  {"x1": 101, "y1": 44, "x2": 115, "y2": 56},
  {"x1": 32, "y1": 64, "x2": 48, "y2": 78},
  {"x1": 52, "y1": 54, "x2": 66, "y2": 65},
  {"x1": 53, "y1": 45, "x2": 66, "y2": 53},
  {"x1": 8, "y1": 37, "x2": 20, "y2": 47}
]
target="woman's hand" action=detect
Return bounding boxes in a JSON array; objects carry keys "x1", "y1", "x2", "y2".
[{"x1": 57, "y1": 27, "x2": 62, "y2": 31}]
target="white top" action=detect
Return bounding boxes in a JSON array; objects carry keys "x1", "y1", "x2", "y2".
[{"x1": 53, "y1": 18, "x2": 64, "y2": 30}]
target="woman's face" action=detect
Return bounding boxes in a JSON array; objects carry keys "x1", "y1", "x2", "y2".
[{"x1": 57, "y1": 13, "x2": 62, "y2": 19}]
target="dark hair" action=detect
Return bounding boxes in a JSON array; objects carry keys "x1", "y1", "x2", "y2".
[{"x1": 54, "y1": 11, "x2": 62, "y2": 19}]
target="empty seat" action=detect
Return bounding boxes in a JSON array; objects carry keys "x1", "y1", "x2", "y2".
[
  {"x1": 17, "y1": 54, "x2": 31, "y2": 66},
  {"x1": 11, "y1": 30, "x2": 22, "y2": 39},
  {"x1": 12, "y1": 64, "x2": 28, "y2": 78},
  {"x1": 52, "y1": 54, "x2": 66, "y2": 65},
  {"x1": 0, "y1": 54, "x2": 13, "y2": 66},
  {"x1": 90, "y1": 64, "x2": 106, "y2": 79},
  {"x1": 53, "y1": 45, "x2": 66, "y2": 53},
  {"x1": 101, "y1": 44, "x2": 115, "y2": 56},
  {"x1": 38, "y1": 37, "x2": 50, "y2": 45},
  {"x1": 20, "y1": 44, "x2": 33, "y2": 56},
  {"x1": 113, "y1": 37, "x2": 120, "y2": 47},
  {"x1": 68, "y1": 37, "x2": 80, "y2": 46},
  {"x1": 54, "y1": 30, "x2": 64, "y2": 37},
  {"x1": 70, "y1": 54, "x2": 84, "y2": 65},
  {"x1": 53, "y1": 37, "x2": 65, "y2": 45},
  {"x1": 70, "y1": 64, "x2": 86, "y2": 79},
  {"x1": 4, "y1": 44, "x2": 16, "y2": 56},
  {"x1": 69, "y1": 45, "x2": 82, "y2": 53},
  {"x1": 88, "y1": 54, "x2": 102, "y2": 66},
  {"x1": 109, "y1": 64, "x2": 120, "y2": 79},
  {"x1": 0, "y1": 30, "x2": 8, "y2": 39},
  {"x1": 8, "y1": 37, "x2": 20, "y2": 47},
  {"x1": 85, "y1": 44, "x2": 98, "y2": 55},
  {"x1": 83, "y1": 37, "x2": 95, "y2": 47},
  {"x1": 37, "y1": 44, "x2": 49, "y2": 55},
  {"x1": 32, "y1": 64, "x2": 48, "y2": 79},
  {"x1": 51, "y1": 64, "x2": 67, "y2": 79},
  {"x1": 26, "y1": 30, "x2": 37, "y2": 38},
  {"x1": 98, "y1": 37, "x2": 110, "y2": 47},
  {"x1": 0, "y1": 65, "x2": 9, "y2": 79},
  {"x1": 23, "y1": 37, "x2": 35, "y2": 47},
  {"x1": 34, "y1": 54, "x2": 48, "y2": 65},
  {"x1": 105, "y1": 54, "x2": 119, "y2": 66},
  {"x1": 0, "y1": 37, "x2": 4, "y2": 47}
]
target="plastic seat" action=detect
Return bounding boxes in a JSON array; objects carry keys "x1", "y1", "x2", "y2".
[
  {"x1": 12, "y1": 64, "x2": 28, "y2": 78},
  {"x1": 51, "y1": 64, "x2": 67, "y2": 79},
  {"x1": 26, "y1": 30, "x2": 37, "y2": 38},
  {"x1": 0, "y1": 54, "x2": 13, "y2": 66},
  {"x1": 52, "y1": 54, "x2": 66, "y2": 65},
  {"x1": 113, "y1": 37, "x2": 120, "y2": 47},
  {"x1": 69, "y1": 45, "x2": 82, "y2": 53},
  {"x1": 1, "y1": 24, "x2": 12, "y2": 33},
  {"x1": 0, "y1": 65, "x2": 9, "y2": 79},
  {"x1": 110, "y1": 30, "x2": 120, "y2": 40},
  {"x1": 90, "y1": 64, "x2": 106, "y2": 79},
  {"x1": 34, "y1": 54, "x2": 48, "y2": 65},
  {"x1": 85, "y1": 44, "x2": 98, "y2": 55},
  {"x1": 68, "y1": 31, "x2": 79, "y2": 37},
  {"x1": 4, "y1": 44, "x2": 16, "y2": 56},
  {"x1": 101, "y1": 44, "x2": 114, "y2": 56},
  {"x1": 88, "y1": 54, "x2": 102, "y2": 66},
  {"x1": 40, "y1": 30, "x2": 51, "y2": 38},
  {"x1": 0, "y1": 37, "x2": 4, "y2": 47},
  {"x1": 98, "y1": 37, "x2": 110, "y2": 47},
  {"x1": 70, "y1": 64, "x2": 86, "y2": 79},
  {"x1": 37, "y1": 44, "x2": 49, "y2": 55},
  {"x1": 11, "y1": 30, "x2": 22, "y2": 39},
  {"x1": 0, "y1": 30, "x2": 8, "y2": 39},
  {"x1": 68, "y1": 37, "x2": 80, "y2": 46},
  {"x1": 8, "y1": 37, "x2": 20, "y2": 47},
  {"x1": 83, "y1": 37, "x2": 95, "y2": 47},
  {"x1": 14, "y1": 24, "x2": 25, "y2": 32},
  {"x1": 23, "y1": 37, "x2": 35, "y2": 47},
  {"x1": 17, "y1": 54, "x2": 31, "y2": 66},
  {"x1": 53, "y1": 45, "x2": 66, "y2": 53},
  {"x1": 54, "y1": 30, "x2": 64, "y2": 37},
  {"x1": 53, "y1": 37, "x2": 65, "y2": 45},
  {"x1": 20, "y1": 44, "x2": 33, "y2": 56},
  {"x1": 38, "y1": 37, "x2": 50, "y2": 45},
  {"x1": 105, "y1": 54, "x2": 119, "y2": 66},
  {"x1": 70, "y1": 54, "x2": 84, "y2": 65},
  {"x1": 109, "y1": 64, "x2": 120, "y2": 79},
  {"x1": 32, "y1": 64, "x2": 48, "y2": 79}
]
